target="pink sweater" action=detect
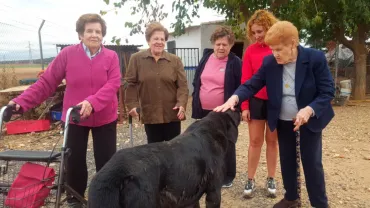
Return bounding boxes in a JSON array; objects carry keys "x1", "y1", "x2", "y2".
[{"x1": 13, "y1": 43, "x2": 121, "y2": 127}]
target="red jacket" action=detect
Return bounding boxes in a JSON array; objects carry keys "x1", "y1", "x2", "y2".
[{"x1": 241, "y1": 43, "x2": 272, "y2": 111}]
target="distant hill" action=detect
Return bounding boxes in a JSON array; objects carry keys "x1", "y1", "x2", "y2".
[{"x1": 0, "y1": 57, "x2": 55, "y2": 65}]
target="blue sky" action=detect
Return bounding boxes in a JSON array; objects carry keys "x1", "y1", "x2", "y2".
[{"x1": 0, "y1": 0, "x2": 224, "y2": 61}]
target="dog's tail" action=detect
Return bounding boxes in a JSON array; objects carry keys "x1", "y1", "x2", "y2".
[{"x1": 87, "y1": 167, "x2": 136, "y2": 208}]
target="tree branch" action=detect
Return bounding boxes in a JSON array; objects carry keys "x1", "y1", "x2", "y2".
[
  {"x1": 271, "y1": 0, "x2": 289, "y2": 10},
  {"x1": 239, "y1": 4, "x2": 249, "y2": 22},
  {"x1": 335, "y1": 27, "x2": 354, "y2": 51}
]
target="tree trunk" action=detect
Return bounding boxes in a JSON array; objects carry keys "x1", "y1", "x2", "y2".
[
  {"x1": 242, "y1": 38, "x2": 251, "y2": 56},
  {"x1": 353, "y1": 45, "x2": 367, "y2": 100},
  {"x1": 240, "y1": 3, "x2": 251, "y2": 58}
]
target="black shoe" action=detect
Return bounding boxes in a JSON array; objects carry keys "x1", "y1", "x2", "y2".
[
  {"x1": 67, "y1": 197, "x2": 83, "y2": 208},
  {"x1": 222, "y1": 181, "x2": 233, "y2": 188}
]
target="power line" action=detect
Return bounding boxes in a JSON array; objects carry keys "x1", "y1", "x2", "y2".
[
  {"x1": 0, "y1": 15, "x2": 41, "y2": 28},
  {"x1": 0, "y1": 21, "x2": 60, "y2": 38},
  {"x1": 0, "y1": 21, "x2": 38, "y2": 33},
  {"x1": 0, "y1": 3, "x2": 74, "y2": 30}
]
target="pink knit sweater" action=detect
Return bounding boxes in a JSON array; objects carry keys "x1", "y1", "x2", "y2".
[{"x1": 13, "y1": 43, "x2": 121, "y2": 127}]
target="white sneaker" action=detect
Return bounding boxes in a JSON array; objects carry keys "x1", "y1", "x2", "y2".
[
  {"x1": 266, "y1": 177, "x2": 277, "y2": 198},
  {"x1": 243, "y1": 179, "x2": 255, "y2": 198}
]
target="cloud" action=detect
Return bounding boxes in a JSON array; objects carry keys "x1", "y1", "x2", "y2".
[{"x1": 0, "y1": 0, "x2": 224, "y2": 60}]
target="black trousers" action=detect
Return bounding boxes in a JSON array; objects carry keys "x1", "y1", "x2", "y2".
[
  {"x1": 277, "y1": 120, "x2": 328, "y2": 208},
  {"x1": 65, "y1": 120, "x2": 117, "y2": 200},
  {"x1": 144, "y1": 121, "x2": 181, "y2": 143},
  {"x1": 200, "y1": 109, "x2": 237, "y2": 183}
]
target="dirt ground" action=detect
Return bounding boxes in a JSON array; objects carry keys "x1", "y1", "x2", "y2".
[{"x1": 0, "y1": 98, "x2": 369, "y2": 208}]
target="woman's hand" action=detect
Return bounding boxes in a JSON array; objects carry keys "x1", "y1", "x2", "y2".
[
  {"x1": 293, "y1": 106, "x2": 314, "y2": 131},
  {"x1": 213, "y1": 95, "x2": 239, "y2": 112},
  {"x1": 78, "y1": 100, "x2": 93, "y2": 119},
  {"x1": 8, "y1": 100, "x2": 21, "y2": 112},
  {"x1": 129, "y1": 108, "x2": 139, "y2": 117},
  {"x1": 242, "y1": 110, "x2": 250, "y2": 122},
  {"x1": 173, "y1": 106, "x2": 186, "y2": 120}
]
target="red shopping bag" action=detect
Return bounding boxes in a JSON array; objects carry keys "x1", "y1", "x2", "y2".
[{"x1": 5, "y1": 162, "x2": 55, "y2": 208}]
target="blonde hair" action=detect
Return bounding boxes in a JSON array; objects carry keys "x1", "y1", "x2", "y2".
[
  {"x1": 246, "y1": 10, "x2": 278, "y2": 42},
  {"x1": 264, "y1": 21, "x2": 299, "y2": 46}
]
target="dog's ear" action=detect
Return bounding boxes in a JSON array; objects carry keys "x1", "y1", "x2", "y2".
[
  {"x1": 225, "y1": 110, "x2": 240, "y2": 144},
  {"x1": 226, "y1": 110, "x2": 241, "y2": 129}
]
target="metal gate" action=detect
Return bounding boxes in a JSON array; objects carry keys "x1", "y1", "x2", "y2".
[{"x1": 167, "y1": 48, "x2": 199, "y2": 94}]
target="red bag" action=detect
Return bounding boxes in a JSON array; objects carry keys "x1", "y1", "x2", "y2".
[{"x1": 5, "y1": 162, "x2": 55, "y2": 208}]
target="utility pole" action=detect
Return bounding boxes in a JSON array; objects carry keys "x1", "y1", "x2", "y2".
[
  {"x1": 39, "y1": 20, "x2": 45, "y2": 70},
  {"x1": 26, "y1": 41, "x2": 33, "y2": 64}
]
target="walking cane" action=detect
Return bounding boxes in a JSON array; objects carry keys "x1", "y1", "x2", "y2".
[
  {"x1": 128, "y1": 108, "x2": 140, "y2": 147},
  {"x1": 292, "y1": 117, "x2": 302, "y2": 208},
  {"x1": 295, "y1": 129, "x2": 302, "y2": 208}
]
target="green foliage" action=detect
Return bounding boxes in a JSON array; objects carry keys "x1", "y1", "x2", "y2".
[
  {"x1": 102, "y1": 0, "x2": 370, "y2": 98},
  {"x1": 102, "y1": 0, "x2": 370, "y2": 49},
  {"x1": 275, "y1": 0, "x2": 370, "y2": 49},
  {"x1": 100, "y1": 0, "x2": 168, "y2": 44}
]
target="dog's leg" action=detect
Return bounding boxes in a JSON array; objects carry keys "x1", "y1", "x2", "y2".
[
  {"x1": 193, "y1": 201, "x2": 201, "y2": 208},
  {"x1": 183, "y1": 201, "x2": 200, "y2": 208},
  {"x1": 205, "y1": 186, "x2": 221, "y2": 208}
]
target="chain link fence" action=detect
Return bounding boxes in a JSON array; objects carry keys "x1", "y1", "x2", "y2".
[{"x1": 0, "y1": 6, "x2": 77, "y2": 92}]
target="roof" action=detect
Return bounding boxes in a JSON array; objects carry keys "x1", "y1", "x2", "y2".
[
  {"x1": 169, "y1": 20, "x2": 225, "y2": 35},
  {"x1": 56, "y1": 44, "x2": 142, "y2": 51}
]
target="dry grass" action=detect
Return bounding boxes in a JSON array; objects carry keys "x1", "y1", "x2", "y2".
[
  {"x1": 0, "y1": 66, "x2": 53, "y2": 119},
  {"x1": 0, "y1": 65, "x2": 18, "y2": 91}
]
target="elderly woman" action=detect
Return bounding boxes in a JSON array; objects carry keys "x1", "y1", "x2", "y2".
[
  {"x1": 191, "y1": 25, "x2": 242, "y2": 188},
  {"x1": 125, "y1": 22, "x2": 188, "y2": 144},
  {"x1": 9, "y1": 14, "x2": 121, "y2": 207},
  {"x1": 214, "y1": 21, "x2": 334, "y2": 208},
  {"x1": 241, "y1": 9, "x2": 279, "y2": 198}
]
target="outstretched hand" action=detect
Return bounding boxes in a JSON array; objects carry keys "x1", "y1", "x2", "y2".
[{"x1": 213, "y1": 95, "x2": 239, "y2": 112}]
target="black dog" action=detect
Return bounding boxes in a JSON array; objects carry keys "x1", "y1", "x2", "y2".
[{"x1": 87, "y1": 109, "x2": 241, "y2": 208}]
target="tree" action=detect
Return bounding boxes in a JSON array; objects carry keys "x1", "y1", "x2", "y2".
[
  {"x1": 101, "y1": 0, "x2": 287, "y2": 48},
  {"x1": 274, "y1": 0, "x2": 370, "y2": 100},
  {"x1": 102, "y1": 0, "x2": 370, "y2": 99}
]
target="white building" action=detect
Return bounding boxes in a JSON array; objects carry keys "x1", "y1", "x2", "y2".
[{"x1": 167, "y1": 20, "x2": 245, "y2": 63}]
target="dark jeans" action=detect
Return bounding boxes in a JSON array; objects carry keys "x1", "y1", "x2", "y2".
[
  {"x1": 144, "y1": 121, "x2": 181, "y2": 143},
  {"x1": 277, "y1": 120, "x2": 328, "y2": 208},
  {"x1": 201, "y1": 109, "x2": 237, "y2": 183},
  {"x1": 65, "y1": 120, "x2": 117, "y2": 200}
]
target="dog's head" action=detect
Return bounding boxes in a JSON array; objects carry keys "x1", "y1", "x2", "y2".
[
  {"x1": 204, "y1": 109, "x2": 241, "y2": 150},
  {"x1": 224, "y1": 109, "x2": 241, "y2": 129}
]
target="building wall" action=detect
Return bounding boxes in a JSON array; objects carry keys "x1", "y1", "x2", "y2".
[
  {"x1": 200, "y1": 23, "x2": 223, "y2": 57},
  {"x1": 167, "y1": 27, "x2": 201, "y2": 49}
]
